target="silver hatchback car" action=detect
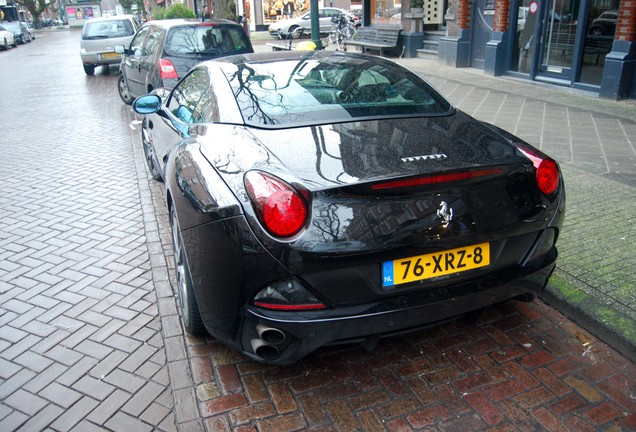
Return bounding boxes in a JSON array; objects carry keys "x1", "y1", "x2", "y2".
[{"x1": 80, "y1": 15, "x2": 140, "y2": 75}]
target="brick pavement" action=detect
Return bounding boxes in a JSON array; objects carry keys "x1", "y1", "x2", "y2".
[
  {"x1": 0, "y1": 30, "x2": 634, "y2": 431},
  {"x1": 394, "y1": 58, "x2": 636, "y2": 363},
  {"x1": 0, "y1": 32, "x2": 175, "y2": 431},
  {"x1": 147, "y1": 42, "x2": 635, "y2": 431}
]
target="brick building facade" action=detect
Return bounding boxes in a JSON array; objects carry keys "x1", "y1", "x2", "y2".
[{"x1": 435, "y1": 0, "x2": 635, "y2": 100}]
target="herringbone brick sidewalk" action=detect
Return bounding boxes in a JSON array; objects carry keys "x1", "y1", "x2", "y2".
[
  {"x1": 1, "y1": 31, "x2": 634, "y2": 432},
  {"x1": 0, "y1": 32, "x2": 176, "y2": 430}
]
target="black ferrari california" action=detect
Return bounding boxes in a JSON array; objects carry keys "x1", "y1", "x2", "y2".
[{"x1": 133, "y1": 50, "x2": 565, "y2": 364}]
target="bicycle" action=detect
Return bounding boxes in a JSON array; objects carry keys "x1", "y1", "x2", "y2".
[{"x1": 328, "y1": 13, "x2": 358, "y2": 51}]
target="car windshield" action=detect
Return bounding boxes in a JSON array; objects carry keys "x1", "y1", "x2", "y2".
[
  {"x1": 4, "y1": 22, "x2": 20, "y2": 31},
  {"x1": 222, "y1": 53, "x2": 453, "y2": 128},
  {"x1": 165, "y1": 25, "x2": 250, "y2": 56},
  {"x1": 84, "y1": 19, "x2": 135, "y2": 39}
]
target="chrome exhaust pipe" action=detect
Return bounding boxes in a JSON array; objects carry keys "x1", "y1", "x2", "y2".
[
  {"x1": 250, "y1": 338, "x2": 280, "y2": 361},
  {"x1": 256, "y1": 324, "x2": 286, "y2": 345}
]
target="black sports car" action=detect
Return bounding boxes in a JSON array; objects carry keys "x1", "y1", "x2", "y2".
[{"x1": 133, "y1": 50, "x2": 565, "y2": 365}]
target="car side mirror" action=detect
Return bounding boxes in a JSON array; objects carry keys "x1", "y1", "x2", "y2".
[
  {"x1": 115, "y1": 45, "x2": 125, "y2": 54},
  {"x1": 133, "y1": 94, "x2": 162, "y2": 115}
]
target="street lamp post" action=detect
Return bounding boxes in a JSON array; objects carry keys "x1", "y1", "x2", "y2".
[{"x1": 309, "y1": 0, "x2": 321, "y2": 49}]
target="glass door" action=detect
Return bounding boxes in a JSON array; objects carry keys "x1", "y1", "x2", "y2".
[
  {"x1": 511, "y1": 0, "x2": 540, "y2": 74},
  {"x1": 537, "y1": 0, "x2": 580, "y2": 80}
]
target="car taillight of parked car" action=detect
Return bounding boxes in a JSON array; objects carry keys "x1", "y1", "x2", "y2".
[
  {"x1": 159, "y1": 58, "x2": 178, "y2": 79},
  {"x1": 244, "y1": 171, "x2": 308, "y2": 238},
  {"x1": 516, "y1": 144, "x2": 560, "y2": 195}
]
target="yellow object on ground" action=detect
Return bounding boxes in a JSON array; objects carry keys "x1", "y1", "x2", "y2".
[{"x1": 294, "y1": 40, "x2": 317, "y2": 51}]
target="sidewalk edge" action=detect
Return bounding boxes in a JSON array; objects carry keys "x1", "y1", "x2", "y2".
[{"x1": 541, "y1": 272, "x2": 636, "y2": 364}]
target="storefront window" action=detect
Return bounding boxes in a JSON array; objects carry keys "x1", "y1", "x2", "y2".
[
  {"x1": 262, "y1": 0, "x2": 308, "y2": 25},
  {"x1": 511, "y1": 0, "x2": 539, "y2": 73},
  {"x1": 369, "y1": 0, "x2": 401, "y2": 25},
  {"x1": 579, "y1": 6, "x2": 616, "y2": 85}
]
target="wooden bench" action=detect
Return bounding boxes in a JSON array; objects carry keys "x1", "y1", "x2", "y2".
[{"x1": 344, "y1": 27, "x2": 401, "y2": 56}]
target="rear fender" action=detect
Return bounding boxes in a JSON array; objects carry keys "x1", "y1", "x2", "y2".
[{"x1": 166, "y1": 143, "x2": 243, "y2": 231}]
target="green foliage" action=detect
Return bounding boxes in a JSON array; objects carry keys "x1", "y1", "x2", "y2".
[{"x1": 152, "y1": 3, "x2": 196, "y2": 20}]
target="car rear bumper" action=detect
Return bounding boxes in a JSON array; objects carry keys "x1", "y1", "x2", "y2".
[
  {"x1": 239, "y1": 256, "x2": 556, "y2": 364},
  {"x1": 81, "y1": 53, "x2": 122, "y2": 66}
]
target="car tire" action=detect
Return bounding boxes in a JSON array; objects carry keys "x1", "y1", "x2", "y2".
[
  {"x1": 118, "y1": 74, "x2": 134, "y2": 105},
  {"x1": 289, "y1": 25, "x2": 302, "y2": 39},
  {"x1": 170, "y1": 205, "x2": 205, "y2": 335},
  {"x1": 83, "y1": 64, "x2": 95, "y2": 75},
  {"x1": 1, "y1": 38, "x2": 6, "y2": 50},
  {"x1": 589, "y1": 26, "x2": 604, "y2": 36},
  {"x1": 141, "y1": 119, "x2": 163, "y2": 181}
]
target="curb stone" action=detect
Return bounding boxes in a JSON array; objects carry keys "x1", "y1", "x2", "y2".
[{"x1": 541, "y1": 272, "x2": 636, "y2": 364}]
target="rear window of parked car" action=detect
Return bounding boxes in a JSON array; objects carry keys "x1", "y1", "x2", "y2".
[
  {"x1": 83, "y1": 19, "x2": 136, "y2": 39},
  {"x1": 165, "y1": 25, "x2": 251, "y2": 56},
  {"x1": 220, "y1": 55, "x2": 453, "y2": 127}
]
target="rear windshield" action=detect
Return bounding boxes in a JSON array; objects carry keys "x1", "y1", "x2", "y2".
[
  {"x1": 4, "y1": 22, "x2": 19, "y2": 31},
  {"x1": 223, "y1": 54, "x2": 453, "y2": 128},
  {"x1": 83, "y1": 19, "x2": 136, "y2": 39},
  {"x1": 165, "y1": 25, "x2": 251, "y2": 57}
]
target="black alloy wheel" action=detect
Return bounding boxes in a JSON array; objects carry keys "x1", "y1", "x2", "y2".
[
  {"x1": 589, "y1": 26, "x2": 604, "y2": 36},
  {"x1": 170, "y1": 205, "x2": 205, "y2": 335},
  {"x1": 141, "y1": 119, "x2": 163, "y2": 181}
]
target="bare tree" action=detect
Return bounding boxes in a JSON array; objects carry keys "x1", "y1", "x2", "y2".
[
  {"x1": 210, "y1": 0, "x2": 237, "y2": 21},
  {"x1": 119, "y1": 0, "x2": 145, "y2": 14},
  {"x1": 14, "y1": 0, "x2": 55, "y2": 27}
]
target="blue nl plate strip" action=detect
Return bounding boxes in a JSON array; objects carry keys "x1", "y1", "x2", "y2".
[{"x1": 382, "y1": 261, "x2": 394, "y2": 287}]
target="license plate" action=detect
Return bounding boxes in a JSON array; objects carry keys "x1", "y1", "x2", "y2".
[
  {"x1": 99, "y1": 52, "x2": 120, "y2": 59},
  {"x1": 382, "y1": 242, "x2": 490, "y2": 288}
]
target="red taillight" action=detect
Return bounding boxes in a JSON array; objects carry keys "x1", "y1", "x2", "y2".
[
  {"x1": 159, "y1": 58, "x2": 178, "y2": 79},
  {"x1": 517, "y1": 146, "x2": 560, "y2": 195},
  {"x1": 245, "y1": 171, "x2": 308, "y2": 238},
  {"x1": 536, "y1": 159, "x2": 559, "y2": 195}
]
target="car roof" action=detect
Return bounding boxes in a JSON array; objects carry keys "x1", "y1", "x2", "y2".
[
  {"x1": 83, "y1": 15, "x2": 138, "y2": 23},
  {"x1": 144, "y1": 18, "x2": 243, "y2": 29}
]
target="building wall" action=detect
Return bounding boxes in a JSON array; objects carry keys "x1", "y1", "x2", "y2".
[{"x1": 437, "y1": 0, "x2": 635, "y2": 100}]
